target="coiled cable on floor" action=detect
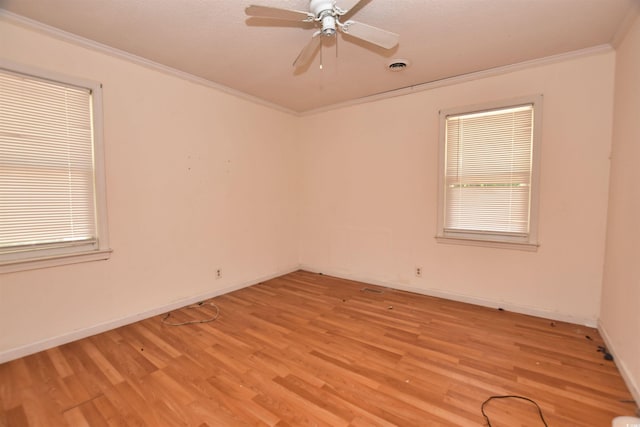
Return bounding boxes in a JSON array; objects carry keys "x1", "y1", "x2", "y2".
[
  {"x1": 481, "y1": 395, "x2": 549, "y2": 426},
  {"x1": 161, "y1": 301, "x2": 220, "y2": 326}
]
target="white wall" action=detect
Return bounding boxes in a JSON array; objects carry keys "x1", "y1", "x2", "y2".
[
  {"x1": 299, "y1": 51, "x2": 616, "y2": 326},
  {"x1": 0, "y1": 19, "x2": 300, "y2": 360},
  {"x1": 600, "y1": 12, "x2": 640, "y2": 404}
]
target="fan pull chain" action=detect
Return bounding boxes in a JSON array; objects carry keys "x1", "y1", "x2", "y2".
[{"x1": 319, "y1": 44, "x2": 323, "y2": 70}]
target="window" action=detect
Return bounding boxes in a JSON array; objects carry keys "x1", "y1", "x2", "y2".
[
  {"x1": 0, "y1": 61, "x2": 110, "y2": 273},
  {"x1": 437, "y1": 96, "x2": 542, "y2": 250}
]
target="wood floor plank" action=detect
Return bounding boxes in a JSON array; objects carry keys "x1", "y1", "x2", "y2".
[
  {"x1": 1, "y1": 405, "x2": 28, "y2": 427},
  {"x1": 0, "y1": 360, "x2": 26, "y2": 411},
  {"x1": 97, "y1": 383, "x2": 147, "y2": 426},
  {"x1": 45, "y1": 347, "x2": 74, "y2": 379},
  {"x1": 62, "y1": 406, "x2": 91, "y2": 427},
  {"x1": 90, "y1": 393, "x2": 128, "y2": 427},
  {"x1": 19, "y1": 385, "x2": 69, "y2": 426},
  {"x1": 0, "y1": 270, "x2": 637, "y2": 426}
]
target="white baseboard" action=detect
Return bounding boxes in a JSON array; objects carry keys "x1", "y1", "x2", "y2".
[
  {"x1": 599, "y1": 322, "x2": 640, "y2": 406},
  {"x1": 299, "y1": 265, "x2": 598, "y2": 327},
  {"x1": 0, "y1": 265, "x2": 300, "y2": 364}
]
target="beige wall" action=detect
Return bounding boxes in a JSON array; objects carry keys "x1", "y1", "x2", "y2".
[
  {"x1": 601, "y1": 12, "x2": 640, "y2": 403},
  {"x1": 299, "y1": 51, "x2": 616, "y2": 326},
  {"x1": 0, "y1": 20, "x2": 300, "y2": 359}
]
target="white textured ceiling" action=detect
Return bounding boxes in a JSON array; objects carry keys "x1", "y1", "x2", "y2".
[{"x1": 1, "y1": 0, "x2": 637, "y2": 113}]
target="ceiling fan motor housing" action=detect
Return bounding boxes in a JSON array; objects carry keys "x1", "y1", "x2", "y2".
[{"x1": 310, "y1": 0, "x2": 338, "y2": 36}]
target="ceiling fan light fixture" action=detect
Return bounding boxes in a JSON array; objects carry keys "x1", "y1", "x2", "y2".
[{"x1": 320, "y1": 14, "x2": 337, "y2": 36}]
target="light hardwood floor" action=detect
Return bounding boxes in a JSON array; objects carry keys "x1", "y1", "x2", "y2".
[{"x1": 0, "y1": 270, "x2": 636, "y2": 426}]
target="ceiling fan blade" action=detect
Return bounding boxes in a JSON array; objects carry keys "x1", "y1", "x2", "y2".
[
  {"x1": 335, "y1": 0, "x2": 367, "y2": 15},
  {"x1": 245, "y1": 5, "x2": 314, "y2": 22},
  {"x1": 293, "y1": 31, "x2": 322, "y2": 68},
  {"x1": 339, "y1": 20, "x2": 399, "y2": 49}
]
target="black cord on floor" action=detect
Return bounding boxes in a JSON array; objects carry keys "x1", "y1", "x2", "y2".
[
  {"x1": 481, "y1": 395, "x2": 549, "y2": 426},
  {"x1": 161, "y1": 301, "x2": 220, "y2": 326}
]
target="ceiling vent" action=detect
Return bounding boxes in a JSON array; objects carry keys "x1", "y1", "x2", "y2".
[{"x1": 388, "y1": 59, "x2": 410, "y2": 72}]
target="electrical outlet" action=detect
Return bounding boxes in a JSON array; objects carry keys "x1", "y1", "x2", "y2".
[
  {"x1": 216, "y1": 268, "x2": 222, "y2": 279},
  {"x1": 415, "y1": 267, "x2": 422, "y2": 277}
]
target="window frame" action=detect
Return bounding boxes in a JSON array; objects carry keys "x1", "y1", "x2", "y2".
[
  {"x1": 436, "y1": 95, "x2": 542, "y2": 251},
  {"x1": 0, "y1": 60, "x2": 111, "y2": 273}
]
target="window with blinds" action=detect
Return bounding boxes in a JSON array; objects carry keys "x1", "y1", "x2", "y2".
[
  {"x1": 437, "y1": 96, "x2": 541, "y2": 249},
  {"x1": 0, "y1": 63, "x2": 110, "y2": 271}
]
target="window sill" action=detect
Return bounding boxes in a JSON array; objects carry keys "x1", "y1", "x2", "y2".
[
  {"x1": 0, "y1": 249, "x2": 113, "y2": 274},
  {"x1": 435, "y1": 235, "x2": 539, "y2": 252}
]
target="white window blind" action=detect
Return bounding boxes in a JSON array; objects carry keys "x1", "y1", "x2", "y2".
[
  {"x1": 0, "y1": 69, "x2": 99, "y2": 257},
  {"x1": 440, "y1": 101, "x2": 539, "y2": 247}
]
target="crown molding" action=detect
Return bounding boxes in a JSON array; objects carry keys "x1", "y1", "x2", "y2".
[
  {"x1": 301, "y1": 44, "x2": 615, "y2": 116},
  {"x1": 0, "y1": 10, "x2": 298, "y2": 116}
]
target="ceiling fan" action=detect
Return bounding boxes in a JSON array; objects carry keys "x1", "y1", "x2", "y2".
[{"x1": 245, "y1": 0, "x2": 399, "y2": 69}]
